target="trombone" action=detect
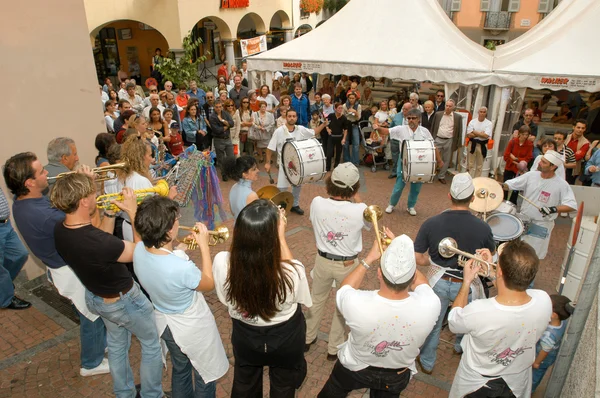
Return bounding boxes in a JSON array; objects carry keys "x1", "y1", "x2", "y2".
[
  {"x1": 96, "y1": 179, "x2": 170, "y2": 212},
  {"x1": 48, "y1": 163, "x2": 127, "y2": 182},
  {"x1": 179, "y1": 225, "x2": 230, "y2": 248},
  {"x1": 438, "y1": 237, "x2": 497, "y2": 278},
  {"x1": 363, "y1": 205, "x2": 392, "y2": 255}
]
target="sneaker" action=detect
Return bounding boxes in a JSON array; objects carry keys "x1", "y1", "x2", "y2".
[
  {"x1": 385, "y1": 205, "x2": 394, "y2": 214},
  {"x1": 80, "y1": 357, "x2": 110, "y2": 377},
  {"x1": 407, "y1": 208, "x2": 417, "y2": 216}
]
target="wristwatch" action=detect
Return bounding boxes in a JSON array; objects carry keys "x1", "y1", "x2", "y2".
[{"x1": 360, "y1": 259, "x2": 370, "y2": 270}]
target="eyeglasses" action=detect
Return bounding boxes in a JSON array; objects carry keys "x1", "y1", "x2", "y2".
[
  {"x1": 406, "y1": 117, "x2": 418, "y2": 120},
  {"x1": 242, "y1": 101, "x2": 249, "y2": 104},
  {"x1": 436, "y1": 95, "x2": 444, "y2": 98},
  {"x1": 150, "y1": 90, "x2": 157, "y2": 93}
]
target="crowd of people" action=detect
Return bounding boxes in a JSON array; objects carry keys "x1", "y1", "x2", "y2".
[{"x1": 0, "y1": 66, "x2": 597, "y2": 398}]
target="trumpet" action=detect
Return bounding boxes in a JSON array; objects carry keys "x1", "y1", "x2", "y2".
[
  {"x1": 363, "y1": 205, "x2": 392, "y2": 255},
  {"x1": 438, "y1": 237, "x2": 497, "y2": 278},
  {"x1": 179, "y1": 226, "x2": 229, "y2": 248},
  {"x1": 96, "y1": 179, "x2": 170, "y2": 212},
  {"x1": 48, "y1": 163, "x2": 127, "y2": 182}
]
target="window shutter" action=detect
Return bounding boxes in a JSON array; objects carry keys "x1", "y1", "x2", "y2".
[
  {"x1": 508, "y1": 0, "x2": 520, "y2": 12},
  {"x1": 451, "y1": 0, "x2": 462, "y2": 12},
  {"x1": 538, "y1": 0, "x2": 551, "y2": 13},
  {"x1": 481, "y1": 0, "x2": 490, "y2": 11}
]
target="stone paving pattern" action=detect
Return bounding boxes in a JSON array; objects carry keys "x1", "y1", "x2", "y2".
[{"x1": 0, "y1": 165, "x2": 569, "y2": 397}]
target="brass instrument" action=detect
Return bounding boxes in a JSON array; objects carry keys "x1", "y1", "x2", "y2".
[
  {"x1": 179, "y1": 225, "x2": 230, "y2": 248},
  {"x1": 47, "y1": 163, "x2": 127, "y2": 182},
  {"x1": 363, "y1": 205, "x2": 392, "y2": 255},
  {"x1": 256, "y1": 185, "x2": 293, "y2": 213},
  {"x1": 96, "y1": 179, "x2": 170, "y2": 212},
  {"x1": 438, "y1": 237, "x2": 498, "y2": 278}
]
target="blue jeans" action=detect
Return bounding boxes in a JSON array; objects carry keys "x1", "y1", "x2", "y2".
[
  {"x1": 76, "y1": 306, "x2": 108, "y2": 369},
  {"x1": 343, "y1": 124, "x2": 360, "y2": 166},
  {"x1": 419, "y1": 278, "x2": 468, "y2": 371},
  {"x1": 531, "y1": 346, "x2": 558, "y2": 393},
  {"x1": 389, "y1": 161, "x2": 422, "y2": 208},
  {"x1": 0, "y1": 221, "x2": 29, "y2": 307},
  {"x1": 390, "y1": 139, "x2": 400, "y2": 176},
  {"x1": 162, "y1": 325, "x2": 216, "y2": 398},
  {"x1": 86, "y1": 283, "x2": 163, "y2": 398}
]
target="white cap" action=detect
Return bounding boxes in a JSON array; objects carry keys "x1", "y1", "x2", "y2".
[
  {"x1": 380, "y1": 235, "x2": 417, "y2": 284},
  {"x1": 543, "y1": 150, "x2": 563, "y2": 166},
  {"x1": 331, "y1": 163, "x2": 360, "y2": 191},
  {"x1": 450, "y1": 173, "x2": 475, "y2": 200}
]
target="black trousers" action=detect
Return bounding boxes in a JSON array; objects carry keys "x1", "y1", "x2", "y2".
[
  {"x1": 318, "y1": 360, "x2": 411, "y2": 398},
  {"x1": 465, "y1": 377, "x2": 516, "y2": 398},
  {"x1": 327, "y1": 136, "x2": 343, "y2": 172},
  {"x1": 320, "y1": 130, "x2": 329, "y2": 164},
  {"x1": 502, "y1": 170, "x2": 518, "y2": 204},
  {"x1": 231, "y1": 304, "x2": 307, "y2": 398}
]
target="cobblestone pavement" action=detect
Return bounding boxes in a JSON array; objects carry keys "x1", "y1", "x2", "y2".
[{"x1": 0, "y1": 163, "x2": 570, "y2": 397}]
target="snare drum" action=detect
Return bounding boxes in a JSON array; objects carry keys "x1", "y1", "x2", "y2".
[
  {"x1": 486, "y1": 213, "x2": 524, "y2": 245},
  {"x1": 401, "y1": 139, "x2": 436, "y2": 183},
  {"x1": 516, "y1": 213, "x2": 531, "y2": 231},
  {"x1": 494, "y1": 200, "x2": 517, "y2": 215},
  {"x1": 282, "y1": 138, "x2": 326, "y2": 186}
]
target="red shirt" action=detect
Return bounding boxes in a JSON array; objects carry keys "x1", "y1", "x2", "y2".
[
  {"x1": 167, "y1": 133, "x2": 184, "y2": 156},
  {"x1": 217, "y1": 65, "x2": 228, "y2": 81},
  {"x1": 503, "y1": 138, "x2": 534, "y2": 173},
  {"x1": 566, "y1": 134, "x2": 590, "y2": 161}
]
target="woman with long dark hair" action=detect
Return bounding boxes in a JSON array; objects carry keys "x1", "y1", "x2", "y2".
[
  {"x1": 213, "y1": 200, "x2": 312, "y2": 397},
  {"x1": 222, "y1": 155, "x2": 259, "y2": 220}
]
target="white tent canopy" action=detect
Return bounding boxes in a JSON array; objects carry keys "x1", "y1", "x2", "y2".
[
  {"x1": 492, "y1": 0, "x2": 600, "y2": 92},
  {"x1": 248, "y1": 0, "x2": 495, "y2": 86}
]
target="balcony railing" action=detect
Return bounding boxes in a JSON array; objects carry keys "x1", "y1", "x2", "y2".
[{"x1": 484, "y1": 11, "x2": 511, "y2": 30}]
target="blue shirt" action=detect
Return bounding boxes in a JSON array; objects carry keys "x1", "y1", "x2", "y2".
[
  {"x1": 291, "y1": 94, "x2": 310, "y2": 127},
  {"x1": 133, "y1": 242, "x2": 201, "y2": 314},
  {"x1": 12, "y1": 197, "x2": 66, "y2": 268},
  {"x1": 585, "y1": 149, "x2": 600, "y2": 185},
  {"x1": 390, "y1": 113, "x2": 404, "y2": 128},
  {"x1": 182, "y1": 116, "x2": 206, "y2": 143},
  {"x1": 187, "y1": 88, "x2": 206, "y2": 107},
  {"x1": 229, "y1": 179, "x2": 254, "y2": 220},
  {"x1": 537, "y1": 320, "x2": 567, "y2": 353}
]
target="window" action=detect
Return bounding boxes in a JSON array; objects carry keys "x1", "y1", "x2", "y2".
[
  {"x1": 539, "y1": 0, "x2": 560, "y2": 13},
  {"x1": 483, "y1": 0, "x2": 519, "y2": 12},
  {"x1": 450, "y1": 0, "x2": 461, "y2": 12}
]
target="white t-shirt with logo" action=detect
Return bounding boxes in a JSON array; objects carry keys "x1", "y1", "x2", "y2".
[
  {"x1": 336, "y1": 284, "x2": 441, "y2": 373},
  {"x1": 310, "y1": 197, "x2": 369, "y2": 257},
  {"x1": 448, "y1": 289, "x2": 552, "y2": 398},
  {"x1": 212, "y1": 251, "x2": 312, "y2": 327}
]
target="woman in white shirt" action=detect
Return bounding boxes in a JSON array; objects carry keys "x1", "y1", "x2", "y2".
[
  {"x1": 257, "y1": 84, "x2": 280, "y2": 113},
  {"x1": 212, "y1": 199, "x2": 312, "y2": 397},
  {"x1": 104, "y1": 100, "x2": 119, "y2": 133}
]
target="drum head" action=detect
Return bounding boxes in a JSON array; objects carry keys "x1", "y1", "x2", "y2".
[
  {"x1": 486, "y1": 213, "x2": 524, "y2": 242},
  {"x1": 282, "y1": 141, "x2": 302, "y2": 186}
]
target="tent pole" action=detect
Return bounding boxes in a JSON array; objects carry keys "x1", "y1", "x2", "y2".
[
  {"x1": 490, "y1": 86, "x2": 509, "y2": 179},
  {"x1": 544, "y1": 228, "x2": 600, "y2": 397}
]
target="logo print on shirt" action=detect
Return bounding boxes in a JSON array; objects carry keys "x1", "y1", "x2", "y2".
[
  {"x1": 488, "y1": 346, "x2": 531, "y2": 366},
  {"x1": 323, "y1": 231, "x2": 347, "y2": 247},
  {"x1": 537, "y1": 191, "x2": 551, "y2": 204},
  {"x1": 369, "y1": 340, "x2": 409, "y2": 358}
]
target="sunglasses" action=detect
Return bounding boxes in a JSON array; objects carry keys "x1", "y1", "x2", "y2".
[{"x1": 406, "y1": 117, "x2": 418, "y2": 120}]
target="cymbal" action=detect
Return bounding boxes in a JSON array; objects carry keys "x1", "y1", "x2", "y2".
[
  {"x1": 469, "y1": 177, "x2": 503, "y2": 213},
  {"x1": 271, "y1": 191, "x2": 294, "y2": 213},
  {"x1": 257, "y1": 185, "x2": 280, "y2": 200}
]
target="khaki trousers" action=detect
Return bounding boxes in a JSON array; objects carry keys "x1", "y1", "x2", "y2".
[
  {"x1": 467, "y1": 141, "x2": 485, "y2": 178},
  {"x1": 305, "y1": 254, "x2": 358, "y2": 355}
]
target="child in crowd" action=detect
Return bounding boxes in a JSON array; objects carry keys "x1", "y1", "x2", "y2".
[
  {"x1": 309, "y1": 110, "x2": 321, "y2": 131},
  {"x1": 276, "y1": 106, "x2": 287, "y2": 128},
  {"x1": 388, "y1": 99, "x2": 398, "y2": 118},
  {"x1": 166, "y1": 121, "x2": 184, "y2": 157},
  {"x1": 532, "y1": 294, "x2": 572, "y2": 393}
]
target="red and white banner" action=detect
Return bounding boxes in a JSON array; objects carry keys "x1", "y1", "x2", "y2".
[{"x1": 240, "y1": 35, "x2": 267, "y2": 57}]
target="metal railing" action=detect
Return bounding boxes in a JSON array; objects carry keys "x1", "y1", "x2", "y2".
[{"x1": 484, "y1": 11, "x2": 511, "y2": 30}]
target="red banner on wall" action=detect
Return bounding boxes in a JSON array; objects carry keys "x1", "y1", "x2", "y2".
[{"x1": 221, "y1": 0, "x2": 249, "y2": 8}]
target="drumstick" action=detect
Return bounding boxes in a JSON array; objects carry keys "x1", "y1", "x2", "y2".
[
  {"x1": 518, "y1": 194, "x2": 542, "y2": 211},
  {"x1": 268, "y1": 170, "x2": 275, "y2": 184}
]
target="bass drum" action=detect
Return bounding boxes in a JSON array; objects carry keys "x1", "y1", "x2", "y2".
[
  {"x1": 486, "y1": 213, "x2": 525, "y2": 245},
  {"x1": 281, "y1": 138, "x2": 326, "y2": 186},
  {"x1": 401, "y1": 139, "x2": 436, "y2": 183}
]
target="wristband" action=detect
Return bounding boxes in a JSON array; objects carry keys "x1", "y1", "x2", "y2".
[
  {"x1": 360, "y1": 259, "x2": 370, "y2": 270},
  {"x1": 104, "y1": 212, "x2": 117, "y2": 218}
]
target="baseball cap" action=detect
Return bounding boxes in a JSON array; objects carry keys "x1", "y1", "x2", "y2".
[
  {"x1": 543, "y1": 150, "x2": 563, "y2": 166},
  {"x1": 450, "y1": 173, "x2": 475, "y2": 200},
  {"x1": 380, "y1": 235, "x2": 417, "y2": 284},
  {"x1": 331, "y1": 163, "x2": 359, "y2": 190},
  {"x1": 170, "y1": 122, "x2": 180, "y2": 130}
]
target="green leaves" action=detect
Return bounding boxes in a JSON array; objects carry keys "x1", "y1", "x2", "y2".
[{"x1": 154, "y1": 31, "x2": 208, "y2": 87}]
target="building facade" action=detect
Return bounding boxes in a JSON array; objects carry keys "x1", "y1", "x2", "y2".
[
  {"x1": 84, "y1": 0, "x2": 326, "y2": 83},
  {"x1": 438, "y1": 0, "x2": 562, "y2": 47}
]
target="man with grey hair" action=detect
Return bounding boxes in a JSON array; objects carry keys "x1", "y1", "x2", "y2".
[
  {"x1": 124, "y1": 82, "x2": 144, "y2": 114},
  {"x1": 45, "y1": 137, "x2": 78, "y2": 192},
  {"x1": 430, "y1": 99, "x2": 463, "y2": 184},
  {"x1": 466, "y1": 107, "x2": 493, "y2": 178},
  {"x1": 375, "y1": 108, "x2": 443, "y2": 216},
  {"x1": 142, "y1": 93, "x2": 165, "y2": 119},
  {"x1": 388, "y1": 102, "x2": 413, "y2": 178},
  {"x1": 317, "y1": 234, "x2": 440, "y2": 397},
  {"x1": 409, "y1": 92, "x2": 424, "y2": 112}
]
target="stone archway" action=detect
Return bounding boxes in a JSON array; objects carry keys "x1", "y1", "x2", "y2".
[{"x1": 295, "y1": 24, "x2": 313, "y2": 38}]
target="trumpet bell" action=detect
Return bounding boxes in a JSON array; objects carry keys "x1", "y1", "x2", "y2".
[
  {"x1": 257, "y1": 185, "x2": 293, "y2": 213},
  {"x1": 438, "y1": 237, "x2": 458, "y2": 258},
  {"x1": 363, "y1": 205, "x2": 383, "y2": 222}
]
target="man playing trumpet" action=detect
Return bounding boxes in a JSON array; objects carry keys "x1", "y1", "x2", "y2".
[
  {"x1": 414, "y1": 173, "x2": 496, "y2": 375},
  {"x1": 448, "y1": 240, "x2": 552, "y2": 398},
  {"x1": 305, "y1": 163, "x2": 368, "y2": 361}
]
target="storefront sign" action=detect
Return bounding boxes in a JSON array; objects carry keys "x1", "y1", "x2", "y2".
[
  {"x1": 203, "y1": 21, "x2": 216, "y2": 30},
  {"x1": 221, "y1": 0, "x2": 249, "y2": 8},
  {"x1": 539, "y1": 76, "x2": 598, "y2": 90},
  {"x1": 281, "y1": 61, "x2": 322, "y2": 73},
  {"x1": 240, "y1": 35, "x2": 267, "y2": 57}
]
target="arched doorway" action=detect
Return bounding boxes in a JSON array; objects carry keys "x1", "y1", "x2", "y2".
[
  {"x1": 268, "y1": 10, "x2": 292, "y2": 50},
  {"x1": 235, "y1": 13, "x2": 267, "y2": 61},
  {"x1": 191, "y1": 16, "x2": 233, "y2": 69},
  {"x1": 295, "y1": 24, "x2": 313, "y2": 38},
  {"x1": 91, "y1": 20, "x2": 169, "y2": 85}
]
